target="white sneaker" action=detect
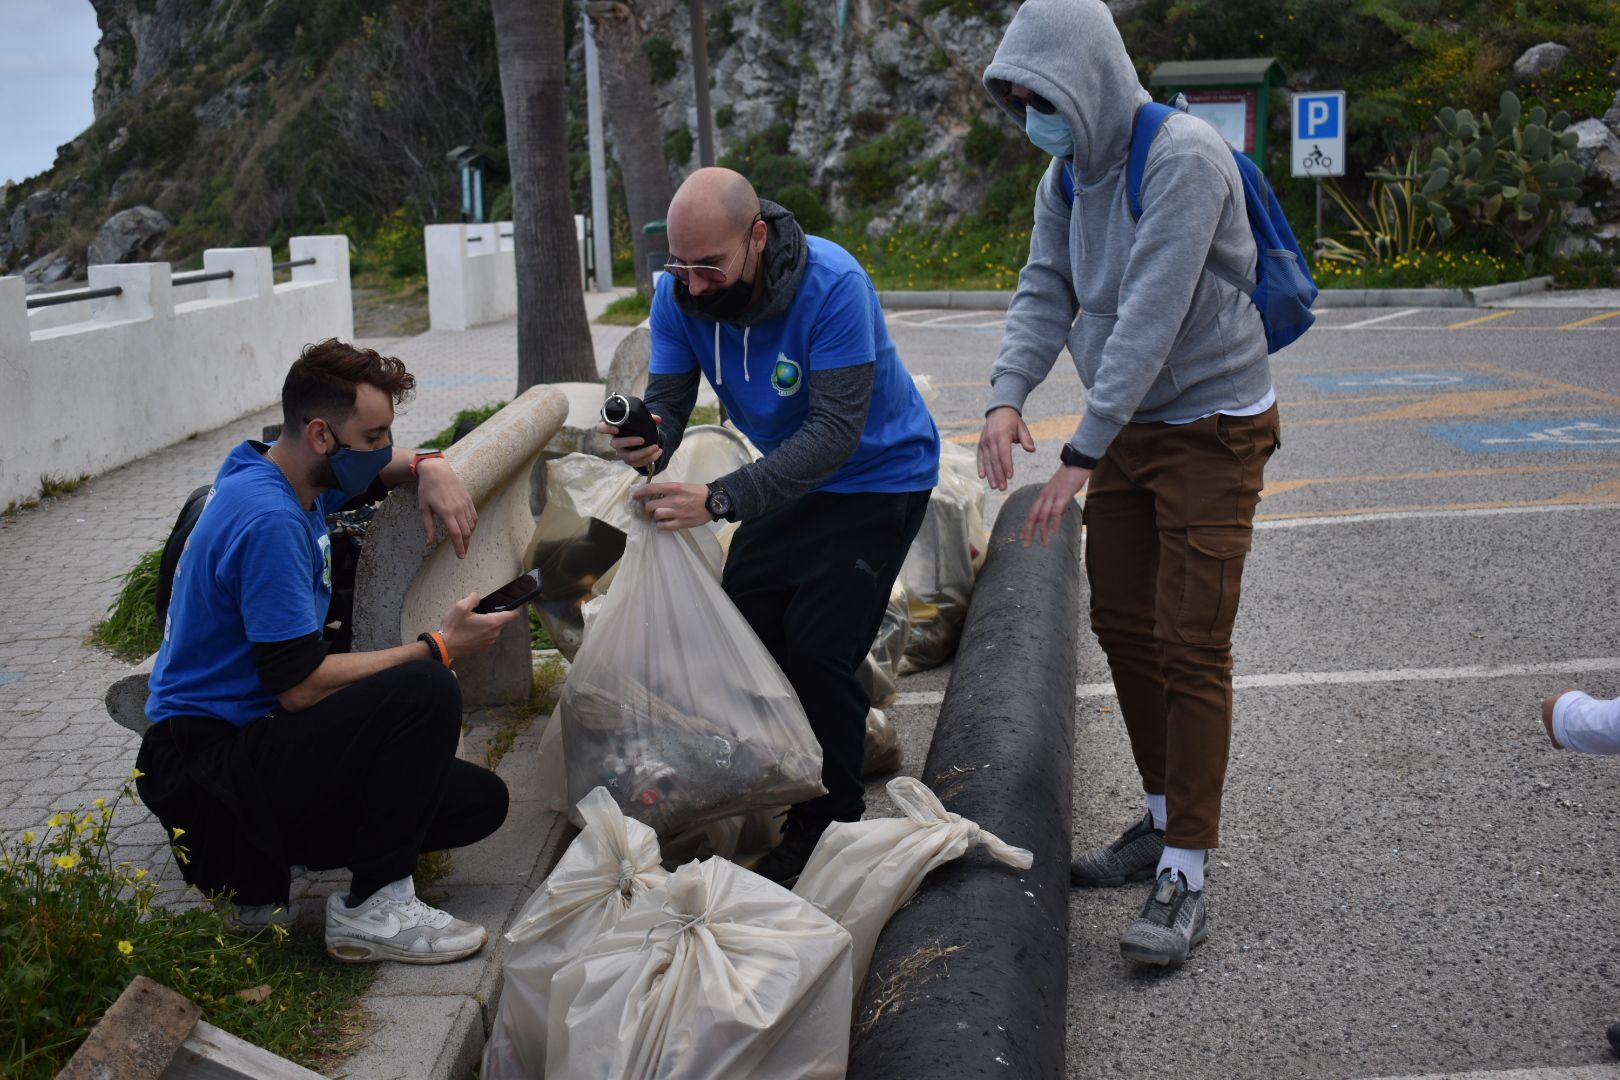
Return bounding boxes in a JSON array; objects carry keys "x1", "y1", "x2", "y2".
[
  {"x1": 229, "y1": 899, "x2": 299, "y2": 930},
  {"x1": 324, "y1": 890, "x2": 487, "y2": 964}
]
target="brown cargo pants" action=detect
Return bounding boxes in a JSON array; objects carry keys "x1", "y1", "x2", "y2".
[{"x1": 1081, "y1": 404, "x2": 1280, "y2": 850}]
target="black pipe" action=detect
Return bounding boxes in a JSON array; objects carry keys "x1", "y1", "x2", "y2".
[
  {"x1": 171, "y1": 269, "x2": 235, "y2": 285},
  {"x1": 847, "y1": 483, "x2": 1082, "y2": 1080},
  {"x1": 272, "y1": 257, "x2": 316, "y2": 270},
  {"x1": 24, "y1": 285, "x2": 123, "y2": 310}
]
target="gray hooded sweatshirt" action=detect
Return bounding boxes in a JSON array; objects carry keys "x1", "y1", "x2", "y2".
[{"x1": 982, "y1": 0, "x2": 1271, "y2": 461}]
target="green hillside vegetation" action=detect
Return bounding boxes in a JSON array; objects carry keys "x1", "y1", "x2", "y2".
[{"x1": 3, "y1": 0, "x2": 1614, "y2": 296}]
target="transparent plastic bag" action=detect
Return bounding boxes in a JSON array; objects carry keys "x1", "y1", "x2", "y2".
[
  {"x1": 793, "y1": 776, "x2": 1032, "y2": 995},
  {"x1": 557, "y1": 508, "x2": 824, "y2": 836},
  {"x1": 546, "y1": 858, "x2": 853, "y2": 1080},
  {"x1": 857, "y1": 577, "x2": 911, "y2": 709},
  {"x1": 861, "y1": 709, "x2": 903, "y2": 779},
  {"x1": 899, "y1": 443, "x2": 988, "y2": 675},
  {"x1": 481, "y1": 788, "x2": 668, "y2": 1080}
]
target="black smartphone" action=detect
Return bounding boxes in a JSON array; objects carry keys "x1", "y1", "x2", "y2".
[{"x1": 474, "y1": 570, "x2": 543, "y2": 614}]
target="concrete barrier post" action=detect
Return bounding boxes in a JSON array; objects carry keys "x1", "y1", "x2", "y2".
[
  {"x1": 203, "y1": 247, "x2": 272, "y2": 302},
  {"x1": 351, "y1": 385, "x2": 570, "y2": 705},
  {"x1": 847, "y1": 483, "x2": 1082, "y2": 1080},
  {"x1": 89, "y1": 261, "x2": 172, "y2": 324},
  {"x1": 287, "y1": 235, "x2": 353, "y2": 341},
  {"x1": 0, "y1": 275, "x2": 26, "y2": 359},
  {"x1": 426, "y1": 223, "x2": 470, "y2": 331}
]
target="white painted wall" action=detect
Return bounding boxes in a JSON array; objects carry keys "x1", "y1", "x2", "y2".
[
  {"x1": 0, "y1": 236, "x2": 353, "y2": 509},
  {"x1": 425, "y1": 217, "x2": 589, "y2": 331}
]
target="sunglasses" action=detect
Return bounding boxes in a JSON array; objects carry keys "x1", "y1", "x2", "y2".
[
  {"x1": 1003, "y1": 86, "x2": 1057, "y2": 115},
  {"x1": 664, "y1": 215, "x2": 762, "y2": 284}
]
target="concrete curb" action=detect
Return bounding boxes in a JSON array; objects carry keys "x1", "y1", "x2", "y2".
[
  {"x1": 335, "y1": 721, "x2": 571, "y2": 1080},
  {"x1": 878, "y1": 277, "x2": 1556, "y2": 312},
  {"x1": 847, "y1": 484, "x2": 1081, "y2": 1080}
]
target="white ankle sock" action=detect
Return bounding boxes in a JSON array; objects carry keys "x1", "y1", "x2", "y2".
[
  {"x1": 1144, "y1": 793, "x2": 1167, "y2": 831},
  {"x1": 379, "y1": 876, "x2": 416, "y2": 903},
  {"x1": 1158, "y1": 846, "x2": 1206, "y2": 891}
]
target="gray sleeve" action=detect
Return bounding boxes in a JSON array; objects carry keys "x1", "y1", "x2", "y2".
[
  {"x1": 640, "y1": 368, "x2": 702, "y2": 475},
  {"x1": 716, "y1": 363, "x2": 875, "y2": 520},
  {"x1": 988, "y1": 161, "x2": 1078, "y2": 416}
]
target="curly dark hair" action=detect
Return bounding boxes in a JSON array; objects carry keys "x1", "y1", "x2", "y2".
[{"x1": 280, "y1": 338, "x2": 416, "y2": 432}]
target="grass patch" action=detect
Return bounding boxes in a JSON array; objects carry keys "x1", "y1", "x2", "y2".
[
  {"x1": 688, "y1": 404, "x2": 722, "y2": 427},
  {"x1": 596, "y1": 292, "x2": 652, "y2": 326},
  {"x1": 0, "y1": 785, "x2": 376, "y2": 1079},
  {"x1": 821, "y1": 218, "x2": 1031, "y2": 292},
  {"x1": 87, "y1": 549, "x2": 164, "y2": 663},
  {"x1": 419, "y1": 402, "x2": 507, "y2": 451},
  {"x1": 38, "y1": 473, "x2": 90, "y2": 500},
  {"x1": 529, "y1": 607, "x2": 554, "y2": 651},
  {"x1": 2, "y1": 497, "x2": 38, "y2": 517},
  {"x1": 484, "y1": 656, "x2": 568, "y2": 771}
]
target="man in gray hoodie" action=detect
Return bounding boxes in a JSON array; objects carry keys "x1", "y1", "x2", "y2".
[{"x1": 981, "y1": 0, "x2": 1283, "y2": 968}]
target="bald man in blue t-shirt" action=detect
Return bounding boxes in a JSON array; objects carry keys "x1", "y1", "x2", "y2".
[{"x1": 598, "y1": 167, "x2": 940, "y2": 884}]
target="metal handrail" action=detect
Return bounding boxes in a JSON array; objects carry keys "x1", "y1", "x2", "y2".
[
  {"x1": 171, "y1": 268, "x2": 235, "y2": 286},
  {"x1": 465, "y1": 233, "x2": 514, "y2": 243},
  {"x1": 273, "y1": 257, "x2": 316, "y2": 271},
  {"x1": 25, "y1": 286, "x2": 124, "y2": 310}
]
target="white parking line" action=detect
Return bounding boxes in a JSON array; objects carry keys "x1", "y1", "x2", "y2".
[
  {"x1": 891, "y1": 656, "x2": 1620, "y2": 707},
  {"x1": 1334, "y1": 308, "x2": 1422, "y2": 329}
]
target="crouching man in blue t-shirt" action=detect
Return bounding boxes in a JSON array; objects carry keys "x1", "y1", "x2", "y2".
[
  {"x1": 596, "y1": 167, "x2": 941, "y2": 884},
  {"x1": 137, "y1": 340, "x2": 526, "y2": 964}
]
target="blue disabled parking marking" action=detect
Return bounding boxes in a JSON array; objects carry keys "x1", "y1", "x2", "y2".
[
  {"x1": 1301, "y1": 370, "x2": 1506, "y2": 393},
  {"x1": 1425, "y1": 416, "x2": 1620, "y2": 453},
  {"x1": 0, "y1": 673, "x2": 22, "y2": 686}
]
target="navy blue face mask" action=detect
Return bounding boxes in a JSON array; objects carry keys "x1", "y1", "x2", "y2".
[{"x1": 313, "y1": 420, "x2": 392, "y2": 497}]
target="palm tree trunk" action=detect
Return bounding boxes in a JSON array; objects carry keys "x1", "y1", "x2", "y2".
[
  {"x1": 587, "y1": 0, "x2": 675, "y2": 293},
  {"x1": 490, "y1": 0, "x2": 596, "y2": 391}
]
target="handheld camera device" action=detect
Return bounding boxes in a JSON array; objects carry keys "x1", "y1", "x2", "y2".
[
  {"x1": 473, "y1": 569, "x2": 543, "y2": 614},
  {"x1": 600, "y1": 394, "x2": 660, "y2": 450}
]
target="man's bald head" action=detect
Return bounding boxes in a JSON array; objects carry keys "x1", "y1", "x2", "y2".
[
  {"x1": 665, "y1": 167, "x2": 768, "y2": 294},
  {"x1": 669, "y1": 167, "x2": 761, "y2": 236}
]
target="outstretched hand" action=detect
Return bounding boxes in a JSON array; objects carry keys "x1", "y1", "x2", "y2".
[
  {"x1": 978, "y1": 406, "x2": 1036, "y2": 491},
  {"x1": 1022, "y1": 464, "x2": 1090, "y2": 547}
]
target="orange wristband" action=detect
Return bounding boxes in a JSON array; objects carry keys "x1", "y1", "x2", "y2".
[{"x1": 418, "y1": 631, "x2": 452, "y2": 667}]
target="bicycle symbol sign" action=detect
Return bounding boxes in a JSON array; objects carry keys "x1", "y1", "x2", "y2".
[
  {"x1": 1425, "y1": 416, "x2": 1620, "y2": 453},
  {"x1": 1292, "y1": 91, "x2": 1346, "y2": 178}
]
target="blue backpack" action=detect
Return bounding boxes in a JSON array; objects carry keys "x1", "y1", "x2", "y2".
[{"x1": 1060, "y1": 101, "x2": 1317, "y2": 353}]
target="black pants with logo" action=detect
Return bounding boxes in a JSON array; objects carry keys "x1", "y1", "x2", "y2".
[{"x1": 722, "y1": 489, "x2": 931, "y2": 828}]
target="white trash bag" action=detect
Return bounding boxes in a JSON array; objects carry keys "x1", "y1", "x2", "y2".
[
  {"x1": 793, "y1": 775, "x2": 1033, "y2": 994},
  {"x1": 481, "y1": 787, "x2": 668, "y2": 1080},
  {"x1": 899, "y1": 442, "x2": 988, "y2": 675},
  {"x1": 557, "y1": 506, "x2": 825, "y2": 836},
  {"x1": 546, "y1": 858, "x2": 854, "y2": 1080}
]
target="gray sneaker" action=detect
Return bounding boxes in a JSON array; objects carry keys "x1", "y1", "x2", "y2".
[
  {"x1": 1119, "y1": 868, "x2": 1207, "y2": 968},
  {"x1": 324, "y1": 891, "x2": 487, "y2": 964},
  {"x1": 1070, "y1": 812, "x2": 1165, "y2": 887}
]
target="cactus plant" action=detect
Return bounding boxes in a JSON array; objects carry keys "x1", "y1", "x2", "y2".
[{"x1": 1418, "y1": 90, "x2": 1586, "y2": 270}]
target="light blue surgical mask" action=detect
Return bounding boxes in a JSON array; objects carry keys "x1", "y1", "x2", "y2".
[{"x1": 1024, "y1": 107, "x2": 1074, "y2": 160}]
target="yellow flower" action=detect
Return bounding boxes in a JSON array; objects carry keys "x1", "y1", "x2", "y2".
[
  {"x1": 94, "y1": 797, "x2": 106, "y2": 809},
  {"x1": 171, "y1": 827, "x2": 186, "y2": 840},
  {"x1": 134, "y1": 867, "x2": 148, "y2": 881},
  {"x1": 117, "y1": 940, "x2": 134, "y2": 956},
  {"x1": 53, "y1": 854, "x2": 78, "y2": 870},
  {"x1": 22, "y1": 831, "x2": 34, "y2": 844},
  {"x1": 130, "y1": 767, "x2": 144, "y2": 780},
  {"x1": 48, "y1": 814, "x2": 62, "y2": 828}
]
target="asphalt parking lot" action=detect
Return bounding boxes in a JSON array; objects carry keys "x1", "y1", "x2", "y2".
[{"x1": 882, "y1": 299, "x2": 1620, "y2": 1079}]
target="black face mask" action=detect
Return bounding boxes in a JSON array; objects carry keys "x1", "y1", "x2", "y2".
[{"x1": 680, "y1": 275, "x2": 757, "y2": 322}]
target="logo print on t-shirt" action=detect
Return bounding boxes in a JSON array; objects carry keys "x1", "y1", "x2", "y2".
[
  {"x1": 318, "y1": 533, "x2": 332, "y2": 589},
  {"x1": 771, "y1": 355, "x2": 803, "y2": 397}
]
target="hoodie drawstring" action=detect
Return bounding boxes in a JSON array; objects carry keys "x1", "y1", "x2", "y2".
[{"x1": 712, "y1": 324, "x2": 752, "y2": 386}]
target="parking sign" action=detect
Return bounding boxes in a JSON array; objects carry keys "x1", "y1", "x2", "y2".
[{"x1": 1291, "y1": 91, "x2": 1346, "y2": 178}]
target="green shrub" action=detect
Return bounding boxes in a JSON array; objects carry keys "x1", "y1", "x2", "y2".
[
  {"x1": 780, "y1": 0, "x2": 804, "y2": 37},
  {"x1": 775, "y1": 184, "x2": 829, "y2": 232},
  {"x1": 963, "y1": 115, "x2": 1009, "y2": 168},
  {"x1": 719, "y1": 124, "x2": 816, "y2": 204},
  {"x1": 645, "y1": 36, "x2": 678, "y2": 82},
  {"x1": 665, "y1": 125, "x2": 694, "y2": 166},
  {"x1": 1550, "y1": 251, "x2": 1620, "y2": 290},
  {"x1": 88, "y1": 549, "x2": 164, "y2": 663},
  {"x1": 0, "y1": 785, "x2": 374, "y2": 1078},
  {"x1": 843, "y1": 116, "x2": 928, "y2": 207},
  {"x1": 1317, "y1": 152, "x2": 1438, "y2": 268},
  {"x1": 420, "y1": 402, "x2": 508, "y2": 450},
  {"x1": 715, "y1": 105, "x2": 735, "y2": 129},
  {"x1": 1312, "y1": 249, "x2": 1516, "y2": 289},
  {"x1": 821, "y1": 216, "x2": 1031, "y2": 291}
]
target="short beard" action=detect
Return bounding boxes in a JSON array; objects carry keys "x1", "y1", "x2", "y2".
[{"x1": 310, "y1": 455, "x2": 339, "y2": 493}]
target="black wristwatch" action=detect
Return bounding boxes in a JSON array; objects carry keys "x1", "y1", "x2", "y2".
[
  {"x1": 705, "y1": 482, "x2": 735, "y2": 522},
  {"x1": 1059, "y1": 443, "x2": 1099, "y2": 470}
]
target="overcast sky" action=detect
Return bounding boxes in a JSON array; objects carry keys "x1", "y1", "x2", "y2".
[{"x1": 0, "y1": 0, "x2": 101, "y2": 187}]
